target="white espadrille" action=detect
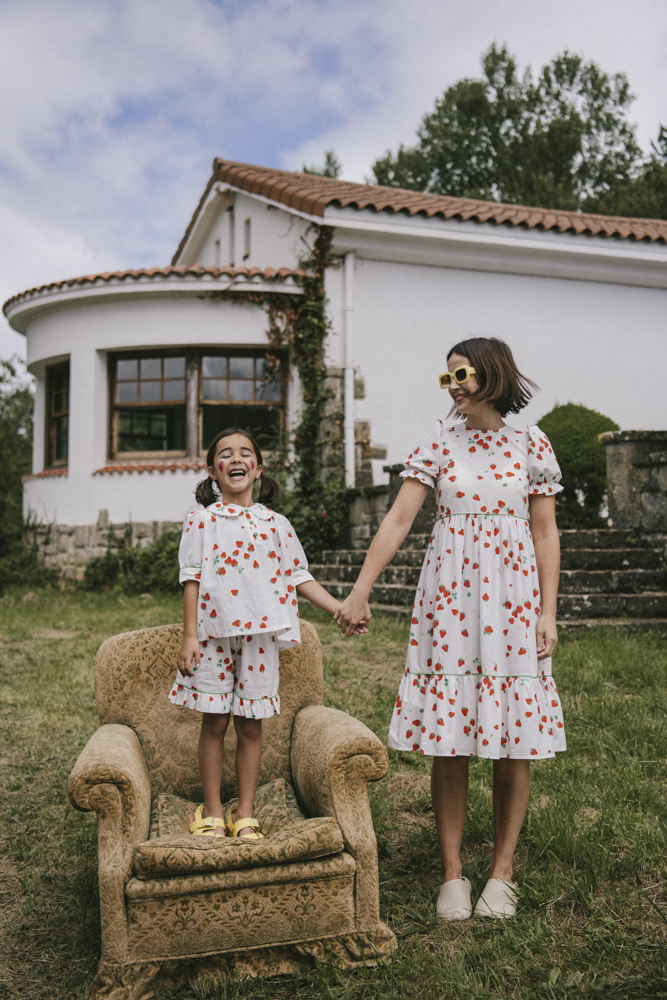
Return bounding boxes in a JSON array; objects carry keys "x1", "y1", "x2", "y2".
[
  {"x1": 436, "y1": 877, "x2": 473, "y2": 921},
  {"x1": 473, "y1": 878, "x2": 518, "y2": 918}
]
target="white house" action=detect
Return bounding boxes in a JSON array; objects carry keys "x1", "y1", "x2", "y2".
[{"x1": 4, "y1": 159, "x2": 667, "y2": 574}]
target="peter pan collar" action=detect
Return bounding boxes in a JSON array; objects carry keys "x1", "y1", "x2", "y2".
[{"x1": 205, "y1": 502, "x2": 275, "y2": 521}]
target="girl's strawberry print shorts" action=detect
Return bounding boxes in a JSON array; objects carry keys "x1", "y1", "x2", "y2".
[{"x1": 169, "y1": 632, "x2": 280, "y2": 718}]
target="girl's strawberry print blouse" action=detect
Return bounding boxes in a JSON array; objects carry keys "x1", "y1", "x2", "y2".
[
  {"x1": 178, "y1": 502, "x2": 313, "y2": 645},
  {"x1": 387, "y1": 421, "x2": 566, "y2": 760}
]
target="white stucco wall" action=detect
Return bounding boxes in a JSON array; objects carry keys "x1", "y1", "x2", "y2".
[
  {"x1": 23, "y1": 293, "x2": 288, "y2": 525},
  {"x1": 348, "y1": 257, "x2": 667, "y2": 484},
  {"x1": 196, "y1": 192, "x2": 310, "y2": 271}
]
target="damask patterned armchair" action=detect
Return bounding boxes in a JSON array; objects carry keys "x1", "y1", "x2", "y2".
[{"x1": 68, "y1": 620, "x2": 395, "y2": 999}]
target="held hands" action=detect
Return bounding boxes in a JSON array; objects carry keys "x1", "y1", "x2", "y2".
[
  {"x1": 333, "y1": 590, "x2": 372, "y2": 637},
  {"x1": 535, "y1": 614, "x2": 558, "y2": 660},
  {"x1": 177, "y1": 636, "x2": 200, "y2": 678}
]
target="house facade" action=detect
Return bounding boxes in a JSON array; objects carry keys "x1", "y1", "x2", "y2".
[{"x1": 4, "y1": 160, "x2": 667, "y2": 576}]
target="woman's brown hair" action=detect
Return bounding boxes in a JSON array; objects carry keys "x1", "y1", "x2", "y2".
[
  {"x1": 194, "y1": 428, "x2": 280, "y2": 507},
  {"x1": 446, "y1": 337, "x2": 538, "y2": 418}
]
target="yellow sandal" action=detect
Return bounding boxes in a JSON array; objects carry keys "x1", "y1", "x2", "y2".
[
  {"x1": 189, "y1": 803, "x2": 227, "y2": 838},
  {"x1": 225, "y1": 806, "x2": 265, "y2": 842}
]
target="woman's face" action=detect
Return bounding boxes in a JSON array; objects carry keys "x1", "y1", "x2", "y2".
[{"x1": 446, "y1": 353, "x2": 480, "y2": 416}]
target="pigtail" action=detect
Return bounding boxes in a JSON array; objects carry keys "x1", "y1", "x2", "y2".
[
  {"x1": 195, "y1": 476, "x2": 220, "y2": 508},
  {"x1": 258, "y1": 471, "x2": 280, "y2": 505}
]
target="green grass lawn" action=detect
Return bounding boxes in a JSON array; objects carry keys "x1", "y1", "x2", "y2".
[{"x1": 1, "y1": 589, "x2": 667, "y2": 999}]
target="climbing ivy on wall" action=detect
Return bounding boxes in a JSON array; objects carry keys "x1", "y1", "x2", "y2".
[{"x1": 212, "y1": 225, "x2": 352, "y2": 559}]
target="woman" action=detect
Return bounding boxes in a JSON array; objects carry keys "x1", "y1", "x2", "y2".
[{"x1": 335, "y1": 337, "x2": 565, "y2": 920}]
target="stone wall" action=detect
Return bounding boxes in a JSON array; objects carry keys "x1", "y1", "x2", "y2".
[
  {"x1": 348, "y1": 464, "x2": 436, "y2": 549},
  {"x1": 31, "y1": 510, "x2": 181, "y2": 582},
  {"x1": 601, "y1": 430, "x2": 667, "y2": 533}
]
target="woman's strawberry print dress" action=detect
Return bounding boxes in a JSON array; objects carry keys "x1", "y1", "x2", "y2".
[{"x1": 387, "y1": 422, "x2": 567, "y2": 760}]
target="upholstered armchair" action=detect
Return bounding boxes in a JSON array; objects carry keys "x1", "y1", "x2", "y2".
[{"x1": 68, "y1": 620, "x2": 395, "y2": 998}]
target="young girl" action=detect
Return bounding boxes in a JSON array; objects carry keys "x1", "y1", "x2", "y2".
[
  {"x1": 335, "y1": 337, "x2": 565, "y2": 919},
  {"x1": 170, "y1": 427, "x2": 363, "y2": 841}
]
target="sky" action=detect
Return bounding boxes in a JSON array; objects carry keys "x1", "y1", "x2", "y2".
[{"x1": 2, "y1": 0, "x2": 667, "y2": 360}]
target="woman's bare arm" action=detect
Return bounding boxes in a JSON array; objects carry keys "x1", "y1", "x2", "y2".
[
  {"x1": 334, "y1": 478, "x2": 431, "y2": 635},
  {"x1": 529, "y1": 493, "x2": 560, "y2": 660}
]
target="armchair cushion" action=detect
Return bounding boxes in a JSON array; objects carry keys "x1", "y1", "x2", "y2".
[{"x1": 134, "y1": 778, "x2": 344, "y2": 879}]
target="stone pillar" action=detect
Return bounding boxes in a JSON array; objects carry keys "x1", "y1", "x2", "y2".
[{"x1": 600, "y1": 430, "x2": 667, "y2": 531}]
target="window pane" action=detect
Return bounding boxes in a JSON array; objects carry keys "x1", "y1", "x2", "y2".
[
  {"x1": 229, "y1": 379, "x2": 254, "y2": 401},
  {"x1": 229, "y1": 357, "x2": 254, "y2": 379},
  {"x1": 116, "y1": 407, "x2": 186, "y2": 452},
  {"x1": 202, "y1": 379, "x2": 228, "y2": 401},
  {"x1": 139, "y1": 380, "x2": 161, "y2": 403},
  {"x1": 164, "y1": 356, "x2": 185, "y2": 378},
  {"x1": 163, "y1": 379, "x2": 185, "y2": 401},
  {"x1": 202, "y1": 356, "x2": 227, "y2": 378},
  {"x1": 55, "y1": 415, "x2": 69, "y2": 462},
  {"x1": 116, "y1": 382, "x2": 138, "y2": 403},
  {"x1": 202, "y1": 405, "x2": 280, "y2": 452},
  {"x1": 255, "y1": 378, "x2": 281, "y2": 402},
  {"x1": 140, "y1": 358, "x2": 161, "y2": 379},
  {"x1": 117, "y1": 359, "x2": 138, "y2": 380}
]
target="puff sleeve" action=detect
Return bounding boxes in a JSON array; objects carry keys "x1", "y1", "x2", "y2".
[
  {"x1": 527, "y1": 425, "x2": 563, "y2": 496},
  {"x1": 400, "y1": 419, "x2": 444, "y2": 489},
  {"x1": 178, "y1": 510, "x2": 204, "y2": 584},
  {"x1": 275, "y1": 515, "x2": 314, "y2": 588}
]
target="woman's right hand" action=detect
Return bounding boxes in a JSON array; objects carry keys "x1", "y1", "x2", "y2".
[
  {"x1": 334, "y1": 589, "x2": 372, "y2": 636},
  {"x1": 177, "y1": 637, "x2": 200, "y2": 678}
]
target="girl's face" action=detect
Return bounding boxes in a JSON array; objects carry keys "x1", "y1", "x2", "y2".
[
  {"x1": 446, "y1": 353, "x2": 481, "y2": 416},
  {"x1": 209, "y1": 433, "x2": 262, "y2": 507}
]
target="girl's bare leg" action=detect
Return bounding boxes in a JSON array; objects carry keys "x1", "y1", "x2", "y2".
[
  {"x1": 431, "y1": 756, "x2": 470, "y2": 881},
  {"x1": 199, "y1": 713, "x2": 231, "y2": 817},
  {"x1": 233, "y1": 715, "x2": 263, "y2": 836},
  {"x1": 490, "y1": 759, "x2": 531, "y2": 881}
]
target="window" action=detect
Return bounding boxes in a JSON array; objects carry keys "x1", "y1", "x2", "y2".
[
  {"x1": 243, "y1": 217, "x2": 251, "y2": 260},
  {"x1": 108, "y1": 351, "x2": 284, "y2": 459},
  {"x1": 200, "y1": 353, "x2": 283, "y2": 452},
  {"x1": 111, "y1": 355, "x2": 186, "y2": 456},
  {"x1": 47, "y1": 363, "x2": 70, "y2": 467}
]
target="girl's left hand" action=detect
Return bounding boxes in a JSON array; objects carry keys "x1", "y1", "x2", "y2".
[{"x1": 535, "y1": 614, "x2": 557, "y2": 660}]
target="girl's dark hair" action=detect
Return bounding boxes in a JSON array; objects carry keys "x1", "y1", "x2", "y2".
[
  {"x1": 446, "y1": 337, "x2": 538, "y2": 418},
  {"x1": 194, "y1": 428, "x2": 281, "y2": 508}
]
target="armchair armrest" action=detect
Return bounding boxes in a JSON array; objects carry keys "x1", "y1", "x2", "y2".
[
  {"x1": 290, "y1": 705, "x2": 388, "y2": 929},
  {"x1": 68, "y1": 724, "x2": 151, "y2": 963}
]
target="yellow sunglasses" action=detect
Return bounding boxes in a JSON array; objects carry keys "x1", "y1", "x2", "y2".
[{"x1": 438, "y1": 365, "x2": 477, "y2": 389}]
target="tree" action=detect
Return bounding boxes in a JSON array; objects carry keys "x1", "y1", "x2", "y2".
[
  {"x1": 584, "y1": 126, "x2": 667, "y2": 219},
  {"x1": 303, "y1": 150, "x2": 342, "y2": 178},
  {"x1": 537, "y1": 403, "x2": 619, "y2": 529},
  {"x1": 0, "y1": 360, "x2": 33, "y2": 559},
  {"x1": 372, "y1": 44, "x2": 642, "y2": 213}
]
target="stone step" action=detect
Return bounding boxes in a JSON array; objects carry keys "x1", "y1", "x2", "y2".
[
  {"x1": 560, "y1": 548, "x2": 664, "y2": 570},
  {"x1": 558, "y1": 529, "x2": 656, "y2": 550},
  {"x1": 559, "y1": 569, "x2": 667, "y2": 594},
  {"x1": 312, "y1": 564, "x2": 667, "y2": 594},
  {"x1": 320, "y1": 581, "x2": 667, "y2": 619}
]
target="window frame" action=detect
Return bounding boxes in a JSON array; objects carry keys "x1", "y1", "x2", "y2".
[
  {"x1": 197, "y1": 348, "x2": 286, "y2": 458},
  {"x1": 46, "y1": 361, "x2": 70, "y2": 469},
  {"x1": 108, "y1": 349, "x2": 189, "y2": 460},
  {"x1": 107, "y1": 348, "x2": 287, "y2": 461}
]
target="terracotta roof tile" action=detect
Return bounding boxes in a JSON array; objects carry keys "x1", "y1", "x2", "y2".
[
  {"x1": 173, "y1": 159, "x2": 667, "y2": 262},
  {"x1": 3, "y1": 264, "x2": 305, "y2": 316}
]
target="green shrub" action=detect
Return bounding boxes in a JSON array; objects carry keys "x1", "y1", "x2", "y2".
[
  {"x1": 81, "y1": 529, "x2": 180, "y2": 593},
  {"x1": 537, "y1": 403, "x2": 619, "y2": 528}
]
